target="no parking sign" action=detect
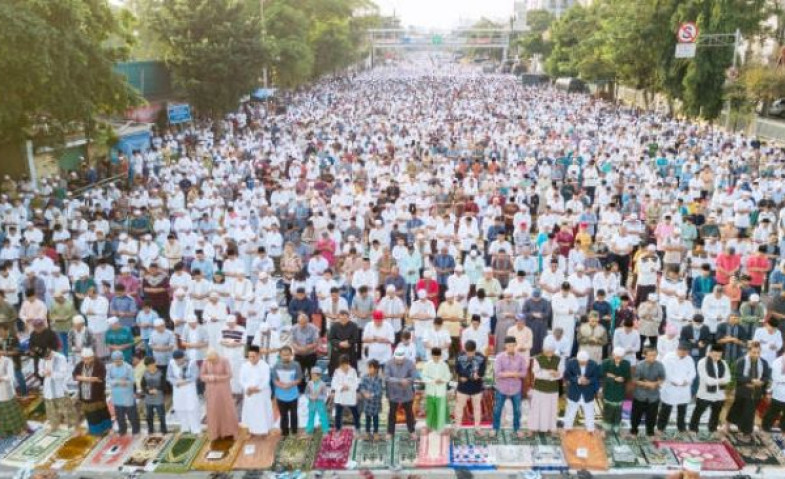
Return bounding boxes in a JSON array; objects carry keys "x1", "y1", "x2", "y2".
[{"x1": 677, "y1": 22, "x2": 699, "y2": 43}]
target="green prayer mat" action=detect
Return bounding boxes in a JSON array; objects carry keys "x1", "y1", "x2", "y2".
[
  {"x1": 1, "y1": 428, "x2": 71, "y2": 467},
  {"x1": 154, "y1": 433, "x2": 205, "y2": 473},
  {"x1": 501, "y1": 429, "x2": 544, "y2": 446},
  {"x1": 351, "y1": 437, "x2": 390, "y2": 469},
  {"x1": 727, "y1": 432, "x2": 785, "y2": 467},
  {"x1": 391, "y1": 431, "x2": 419, "y2": 468},
  {"x1": 603, "y1": 433, "x2": 648, "y2": 468},
  {"x1": 273, "y1": 433, "x2": 321, "y2": 471},
  {"x1": 452, "y1": 429, "x2": 502, "y2": 447}
]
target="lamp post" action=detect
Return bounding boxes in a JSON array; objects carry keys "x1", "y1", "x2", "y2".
[{"x1": 260, "y1": 0, "x2": 268, "y2": 88}]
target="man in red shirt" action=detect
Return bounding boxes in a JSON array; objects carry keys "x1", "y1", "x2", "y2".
[{"x1": 746, "y1": 245, "x2": 771, "y2": 294}]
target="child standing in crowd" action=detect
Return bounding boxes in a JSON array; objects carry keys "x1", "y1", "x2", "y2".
[
  {"x1": 358, "y1": 359, "x2": 383, "y2": 440},
  {"x1": 305, "y1": 366, "x2": 330, "y2": 435},
  {"x1": 331, "y1": 355, "x2": 360, "y2": 431},
  {"x1": 140, "y1": 356, "x2": 168, "y2": 434}
]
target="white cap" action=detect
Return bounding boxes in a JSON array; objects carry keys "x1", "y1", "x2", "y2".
[
  {"x1": 72, "y1": 315, "x2": 85, "y2": 325},
  {"x1": 751, "y1": 294, "x2": 760, "y2": 302},
  {"x1": 386, "y1": 285, "x2": 396, "y2": 293},
  {"x1": 81, "y1": 347, "x2": 95, "y2": 358},
  {"x1": 258, "y1": 272, "x2": 269, "y2": 279},
  {"x1": 107, "y1": 316, "x2": 119, "y2": 326},
  {"x1": 613, "y1": 346, "x2": 626, "y2": 357},
  {"x1": 417, "y1": 289, "x2": 427, "y2": 299},
  {"x1": 153, "y1": 319, "x2": 165, "y2": 327},
  {"x1": 226, "y1": 314, "x2": 238, "y2": 323},
  {"x1": 186, "y1": 315, "x2": 198, "y2": 324},
  {"x1": 175, "y1": 288, "x2": 186, "y2": 297},
  {"x1": 445, "y1": 290, "x2": 454, "y2": 298},
  {"x1": 455, "y1": 265, "x2": 464, "y2": 272},
  {"x1": 576, "y1": 350, "x2": 590, "y2": 362}
]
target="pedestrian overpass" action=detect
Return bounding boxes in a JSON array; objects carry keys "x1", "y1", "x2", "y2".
[{"x1": 368, "y1": 28, "x2": 511, "y2": 62}]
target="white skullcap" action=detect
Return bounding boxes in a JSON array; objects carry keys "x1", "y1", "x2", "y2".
[
  {"x1": 576, "y1": 350, "x2": 590, "y2": 362},
  {"x1": 613, "y1": 346, "x2": 626, "y2": 357},
  {"x1": 72, "y1": 315, "x2": 85, "y2": 325},
  {"x1": 648, "y1": 293, "x2": 658, "y2": 301},
  {"x1": 107, "y1": 316, "x2": 119, "y2": 326},
  {"x1": 751, "y1": 294, "x2": 760, "y2": 302},
  {"x1": 542, "y1": 336, "x2": 557, "y2": 351},
  {"x1": 153, "y1": 319, "x2": 165, "y2": 327},
  {"x1": 386, "y1": 285, "x2": 396, "y2": 292},
  {"x1": 455, "y1": 265, "x2": 464, "y2": 272},
  {"x1": 81, "y1": 347, "x2": 95, "y2": 358},
  {"x1": 175, "y1": 288, "x2": 186, "y2": 297},
  {"x1": 258, "y1": 271, "x2": 268, "y2": 279},
  {"x1": 226, "y1": 314, "x2": 238, "y2": 323},
  {"x1": 186, "y1": 315, "x2": 198, "y2": 324},
  {"x1": 417, "y1": 289, "x2": 427, "y2": 299},
  {"x1": 445, "y1": 290, "x2": 455, "y2": 298}
]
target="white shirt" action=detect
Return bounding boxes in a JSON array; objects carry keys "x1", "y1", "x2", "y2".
[
  {"x1": 362, "y1": 321, "x2": 395, "y2": 364},
  {"x1": 753, "y1": 327, "x2": 783, "y2": 365},
  {"x1": 461, "y1": 326, "x2": 489, "y2": 354},
  {"x1": 771, "y1": 356, "x2": 785, "y2": 402},
  {"x1": 331, "y1": 367, "x2": 359, "y2": 406},
  {"x1": 661, "y1": 353, "x2": 696, "y2": 405},
  {"x1": 701, "y1": 294, "x2": 731, "y2": 333}
]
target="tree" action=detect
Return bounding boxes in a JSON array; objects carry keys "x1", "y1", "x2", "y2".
[
  {"x1": 0, "y1": 0, "x2": 139, "y2": 145},
  {"x1": 546, "y1": 5, "x2": 600, "y2": 77},
  {"x1": 151, "y1": 0, "x2": 269, "y2": 118},
  {"x1": 740, "y1": 65, "x2": 785, "y2": 114},
  {"x1": 264, "y1": 2, "x2": 314, "y2": 88},
  {"x1": 517, "y1": 10, "x2": 554, "y2": 59}
]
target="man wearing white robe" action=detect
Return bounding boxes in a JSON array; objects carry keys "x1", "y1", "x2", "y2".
[
  {"x1": 220, "y1": 315, "x2": 246, "y2": 395},
  {"x1": 363, "y1": 312, "x2": 395, "y2": 365},
  {"x1": 551, "y1": 283, "x2": 579, "y2": 351},
  {"x1": 657, "y1": 342, "x2": 696, "y2": 433},
  {"x1": 203, "y1": 293, "x2": 228, "y2": 350},
  {"x1": 239, "y1": 346, "x2": 274, "y2": 435},
  {"x1": 80, "y1": 288, "x2": 109, "y2": 358},
  {"x1": 167, "y1": 350, "x2": 202, "y2": 434},
  {"x1": 253, "y1": 323, "x2": 283, "y2": 367}
]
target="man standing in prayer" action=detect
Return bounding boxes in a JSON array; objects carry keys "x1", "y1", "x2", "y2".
[
  {"x1": 422, "y1": 347, "x2": 452, "y2": 434},
  {"x1": 40, "y1": 347, "x2": 75, "y2": 429},
  {"x1": 73, "y1": 347, "x2": 112, "y2": 435},
  {"x1": 689, "y1": 344, "x2": 730, "y2": 434},
  {"x1": 239, "y1": 345, "x2": 274, "y2": 436},
  {"x1": 657, "y1": 341, "x2": 696, "y2": 434},
  {"x1": 727, "y1": 341, "x2": 770, "y2": 438},
  {"x1": 0, "y1": 344, "x2": 26, "y2": 436},
  {"x1": 629, "y1": 347, "x2": 665, "y2": 437},
  {"x1": 563, "y1": 349, "x2": 601, "y2": 432},
  {"x1": 167, "y1": 350, "x2": 202, "y2": 434},
  {"x1": 601, "y1": 346, "x2": 631, "y2": 435},
  {"x1": 328, "y1": 310, "x2": 360, "y2": 375},
  {"x1": 454, "y1": 339, "x2": 487, "y2": 435},
  {"x1": 106, "y1": 350, "x2": 140, "y2": 435},
  {"x1": 528, "y1": 336, "x2": 564, "y2": 435},
  {"x1": 272, "y1": 345, "x2": 303, "y2": 437},
  {"x1": 385, "y1": 347, "x2": 418, "y2": 439}
]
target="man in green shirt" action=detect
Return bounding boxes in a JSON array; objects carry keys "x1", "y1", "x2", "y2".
[
  {"x1": 105, "y1": 317, "x2": 136, "y2": 363},
  {"x1": 49, "y1": 292, "x2": 77, "y2": 356},
  {"x1": 0, "y1": 291, "x2": 17, "y2": 331},
  {"x1": 601, "y1": 346, "x2": 631, "y2": 435}
]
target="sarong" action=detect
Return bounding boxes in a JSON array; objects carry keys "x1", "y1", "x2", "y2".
[
  {"x1": 0, "y1": 398, "x2": 27, "y2": 436},
  {"x1": 82, "y1": 400, "x2": 112, "y2": 436},
  {"x1": 425, "y1": 395, "x2": 448, "y2": 431}
]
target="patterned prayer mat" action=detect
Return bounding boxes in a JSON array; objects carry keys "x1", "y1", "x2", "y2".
[
  {"x1": 603, "y1": 434, "x2": 648, "y2": 468},
  {"x1": 532, "y1": 444, "x2": 568, "y2": 472},
  {"x1": 452, "y1": 428, "x2": 502, "y2": 447},
  {"x1": 36, "y1": 434, "x2": 98, "y2": 471},
  {"x1": 489, "y1": 445, "x2": 535, "y2": 468},
  {"x1": 501, "y1": 429, "x2": 546, "y2": 446},
  {"x1": 391, "y1": 431, "x2": 419, "y2": 468},
  {"x1": 450, "y1": 444, "x2": 494, "y2": 469},
  {"x1": 727, "y1": 433, "x2": 785, "y2": 467},
  {"x1": 450, "y1": 389, "x2": 494, "y2": 426},
  {"x1": 313, "y1": 429, "x2": 354, "y2": 470},
  {"x1": 233, "y1": 433, "x2": 281, "y2": 470},
  {"x1": 350, "y1": 436, "x2": 390, "y2": 469},
  {"x1": 415, "y1": 432, "x2": 450, "y2": 467},
  {"x1": 81, "y1": 433, "x2": 138, "y2": 471},
  {"x1": 654, "y1": 440, "x2": 744, "y2": 471},
  {"x1": 273, "y1": 433, "x2": 320, "y2": 471},
  {"x1": 122, "y1": 434, "x2": 171, "y2": 471},
  {"x1": 1, "y1": 428, "x2": 71, "y2": 467},
  {"x1": 560, "y1": 430, "x2": 608, "y2": 471},
  {"x1": 193, "y1": 437, "x2": 243, "y2": 472},
  {"x1": 154, "y1": 433, "x2": 206, "y2": 473},
  {"x1": 0, "y1": 433, "x2": 31, "y2": 458}
]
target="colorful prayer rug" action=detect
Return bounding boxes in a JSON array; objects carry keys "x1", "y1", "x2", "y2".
[
  {"x1": 654, "y1": 440, "x2": 744, "y2": 471},
  {"x1": 233, "y1": 433, "x2": 281, "y2": 470},
  {"x1": 727, "y1": 433, "x2": 785, "y2": 467},
  {"x1": 1, "y1": 428, "x2": 71, "y2": 467},
  {"x1": 391, "y1": 431, "x2": 419, "y2": 468},
  {"x1": 122, "y1": 434, "x2": 171, "y2": 471},
  {"x1": 452, "y1": 428, "x2": 502, "y2": 447},
  {"x1": 273, "y1": 433, "x2": 320, "y2": 471},
  {"x1": 81, "y1": 433, "x2": 138, "y2": 471},
  {"x1": 488, "y1": 445, "x2": 535, "y2": 468},
  {"x1": 192, "y1": 437, "x2": 243, "y2": 472},
  {"x1": 450, "y1": 444, "x2": 495, "y2": 469},
  {"x1": 154, "y1": 433, "x2": 205, "y2": 473},
  {"x1": 501, "y1": 429, "x2": 542, "y2": 446},
  {"x1": 532, "y1": 444, "x2": 568, "y2": 472},
  {"x1": 560, "y1": 430, "x2": 609, "y2": 471},
  {"x1": 415, "y1": 431, "x2": 449, "y2": 467},
  {"x1": 313, "y1": 429, "x2": 354, "y2": 470},
  {"x1": 603, "y1": 434, "x2": 647, "y2": 468},
  {"x1": 351, "y1": 436, "x2": 390, "y2": 469},
  {"x1": 36, "y1": 434, "x2": 98, "y2": 471}
]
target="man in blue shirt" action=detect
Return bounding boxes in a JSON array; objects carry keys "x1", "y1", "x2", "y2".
[
  {"x1": 106, "y1": 350, "x2": 140, "y2": 435},
  {"x1": 190, "y1": 249, "x2": 214, "y2": 281},
  {"x1": 109, "y1": 284, "x2": 138, "y2": 330},
  {"x1": 272, "y1": 345, "x2": 303, "y2": 437}
]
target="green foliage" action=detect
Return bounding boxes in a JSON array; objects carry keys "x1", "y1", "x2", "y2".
[
  {"x1": 0, "y1": 0, "x2": 139, "y2": 144},
  {"x1": 517, "y1": 10, "x2": 554, "y2": 58}
]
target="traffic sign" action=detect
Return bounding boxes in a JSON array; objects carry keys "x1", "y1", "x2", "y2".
[
  {"x1": 677, "y1": 22, "x2": 699, "y2": 43},
  {"x1": 167, "y1": 103, "x2": 191, "y2": 124},
  {"x1": 675, "y1": 43, "x2": 697, "y2": 58}
]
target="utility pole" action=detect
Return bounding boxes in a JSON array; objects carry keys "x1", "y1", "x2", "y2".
[{"x1": 260, "y1": 0, "x2": 268, "y2": 89}]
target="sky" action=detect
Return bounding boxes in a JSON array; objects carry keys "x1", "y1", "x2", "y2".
[{"x1": 373, "y1": 0, "x2": 515, "y2": 30}]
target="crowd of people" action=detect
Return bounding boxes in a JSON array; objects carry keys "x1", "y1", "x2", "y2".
[{"x1": 2, "y1": 59, "x2": 785, "y2": 448}]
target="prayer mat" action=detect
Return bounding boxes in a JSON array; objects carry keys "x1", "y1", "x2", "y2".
[
  {"x1": 640, "y1": 443, "x2": 679, "y2": 468},
  {"x1": 122, "y1": 433, "x2": 171, "y2": 471},
  {"x1": 155, "y1": 433, "x2": 206, "y2": 473},
  {"x1": 452, "y1": 389, "x2": 494, "y2": 426},
  {"x1": 0, "y1": 433, "x2": 31, "y2": 457},
  {"x1": 452, "y1": 428, "x2": 501, "y2": 447},
  {"x1": 81, "y1": 433, "x2": 138, "y2": 471},
  {"x1": 603, "y1": 434, "x2": 647, "y2": 468},
  {"x1": 450, "y1": 444, "x2": 494, "y2": 469},
  {"x1": 193, "y1": 437, "x2": 243, "y2": 472},
  {"x1": 488, "y1": 445, "x2": 535, "y2": 468},
  {"x1": 1, "y1": 428, "x2": 71, "y2": 467},
  {"x1": 391, "y1": 431, "x2": 419, "y2": 468},
  {"x1": 415, "y1": 431, "x2": 450, "y2": 467},
  {"x1": 273, "y1": 433, "x2": 320, "y2": 471},
  {"x1": 313, "y1": 429, "x2": 354, "y2": 470},
  {"x1": 727, "y1": 433, "x2": 785, "y2": 467},
  {"x1": 233, "y1": 433, "x2": 281, "y2": 470},
  {"x1": 654, "y1": 440, "x2": 744, "y2": 471},
  {"x1": 532, "y1": 445, "x2": 568, "y2": 472},
  {"x1": 351, "y1": 436, "x2": 390, "y2": 469},
  {"x1": 37, "y1": 434, "x2": 98, "y2": 471},
  {"x1": 21, "y1": 396, "x2": 46, "y2": 422},
  {"x1": 501, "y1": 428, "x2": 541, "y2": 446},
  {"x1": 560, "y1": 430, "x2": 609, "y2": 471}
]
